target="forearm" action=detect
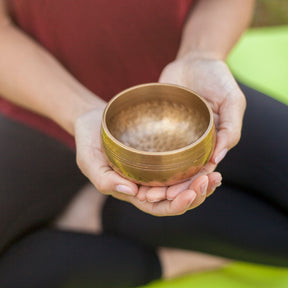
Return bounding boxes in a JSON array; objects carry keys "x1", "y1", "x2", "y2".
[
  {"x1": 178, "y1": 0, "x2": 255, "y2": 60},
  {"x1": 0, "y1": 20, "x2": 105, "y2": 135}
]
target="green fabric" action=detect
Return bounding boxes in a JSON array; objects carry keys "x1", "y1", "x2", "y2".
[
  {"x1": 141, "y1": 25, "x2": 288, "y2": 288},
  {"x1": 228, "y1": 25, "x2": 288, "y2": 105},
  {"x1": 142, "y1": 263, "x2": 288, "y2": 288}
]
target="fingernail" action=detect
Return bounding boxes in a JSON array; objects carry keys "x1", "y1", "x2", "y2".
[
  {"x1": 215, "y1": 148, "x2": 228, "y2": 164},
  {"x1": 116, "y1": 185, "x2": 135, "y2": 195},
  {"x1": 187, "y1": 190, "x2": 197, "y2": 208},
  {"x1": 214, "y1": 180, "x2": 222, "y2": 188},
  {"x1": 200, "y1": 181, "x2": 208, "y2": 196}
]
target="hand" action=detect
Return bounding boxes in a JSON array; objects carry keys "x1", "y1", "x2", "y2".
[
  {"x1": 157, "y1": 53, "x2": 246, "y2": 198},
  {"x1": 74, "y1": 107, "x2": 221, "y2": 216},
  {"x1": 160, "y1": 53, "x2": 246, "y2": 162}
]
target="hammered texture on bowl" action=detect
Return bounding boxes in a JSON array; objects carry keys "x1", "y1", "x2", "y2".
[
  {"x1": 109, "y1": 100, "x2": 208, "y2": 152},
  {"x1": 101, "y1": 83, "x2": 215, "y2": 186}
]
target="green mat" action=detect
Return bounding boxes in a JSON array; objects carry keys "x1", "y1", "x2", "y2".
[
  {"x1": 228, "y1": 25, "x2": 288, "y2": 105},
  {"x1": 142, "y1": 263, "x2": 288, "y2": 288},
  {"x1": 141, "y1": 25, "x2": 288, "y2": 288}
]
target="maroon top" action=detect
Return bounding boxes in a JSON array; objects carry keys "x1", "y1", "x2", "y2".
[{"x1": 1, "y1": 0, "x2": 194, "y2": 147}]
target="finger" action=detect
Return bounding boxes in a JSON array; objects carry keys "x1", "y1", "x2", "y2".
[
  {"x1": 212, "y1": 87, "x2": 246, "y2": 165},
  {"x1": 77, "y1": 147, "x2": 138, "y2": 196},
  {"x1": 187, "y1": 175, "x2": 209, "y2": 209},
  {"x1": 165, "y1": 189, "x2": 197, "y2": 216},
  {"x1": 136, "y1": 185, "x2": 150, "y2": 202},
  {"x1": 166, "y1": 161, "x2": 217, "y2": 201},
  {"x1": 113, "y1": 189, "x2": 197, "y2": 216},
  {"x1": 206, "y1": 172, "x2": 222, "y2": 197},
  {"x1": 158, "y1": 62, "x2": 182, "y2": 85},
  {"x1": 146, "y1": 186, "x2": 167, "y2": 203},
  {"x1": 213, "y1": 113, "x2": 220, "y2": 128},
  {"x1": 198, "y1": 161, "x2": 217, "y2": 175},
  {"x1": 166, "y1": 179, "x2": 192, "y2": 200}
]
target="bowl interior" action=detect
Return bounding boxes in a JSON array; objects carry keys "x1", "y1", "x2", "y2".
[{"x1": 104, "y1": 84, "x2": 211, "y2": 153}]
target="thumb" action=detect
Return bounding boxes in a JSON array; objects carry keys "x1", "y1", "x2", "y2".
[
  {"x1": 158, "y1": 62, "x2": 183, "y2": 85},
  {"x1": 212, "y1": 88, "x2": 246, "y2": 165},
  {"x1": 77, "y1": 146, "x2": 138, "y2": 196}
]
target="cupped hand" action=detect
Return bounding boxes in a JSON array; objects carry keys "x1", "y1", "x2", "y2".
[
  {"x1": 74, "y1": 106, "x2": 221, "y2": 216},
  {"x1": 159, "y1": 53, "x2": 246, "y2": 163},
  {"x1": 73, "y1": 52, "x2": 245, "y2": 216},
  {"x1": 156, "y1": 53, "x2": 246, "y2": 200}
]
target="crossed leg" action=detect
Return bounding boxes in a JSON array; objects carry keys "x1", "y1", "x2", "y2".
[{"x1": 0, "y1": 83, "x2": 287, "y2": 288}]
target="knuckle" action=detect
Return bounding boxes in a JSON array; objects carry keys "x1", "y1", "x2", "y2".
[
  {"x1": 95, "y1": 170, "x2": 116, "y2": 195},
  {"x1": 95, "y1": 178, "x2": 108, "y2": 194}
]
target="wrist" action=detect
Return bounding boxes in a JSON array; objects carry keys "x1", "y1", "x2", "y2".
[
  {"x1": 52, "y1": 88, "x2": 106, "y2": 136},
  {"x1": 176, "y1": 49, "x2": 225, "y2": 62},
  {"x1": 177, "y1": 0, "x2": 254, "y2": 63}
]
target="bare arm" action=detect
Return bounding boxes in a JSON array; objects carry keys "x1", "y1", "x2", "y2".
[
  {"x1": 0, "y1": 1, "x2": 105, "y2": 135},
  {"x1": 0, "y1": 1, "x2": 190, "y2": 216},
  {"x1": 156, "y1": 0, "x2": 255, "y2": 203},
  {"x1": 0, "y1": 0, "x2": 256, "y2": 216},
  {"x1": 178, "y1": 0, "x2": 255, "y2": 60}
]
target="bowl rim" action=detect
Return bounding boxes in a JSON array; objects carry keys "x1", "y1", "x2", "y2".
[{"x1": 101, "y1": 82, "x2": 214, "y2": 156}]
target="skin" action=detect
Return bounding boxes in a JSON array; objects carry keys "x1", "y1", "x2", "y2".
[
  {"x1": 0, "y1": 0, "x2": 254, "y2": 218},
  {"x1": 55, "y1": 183, "x2": 231, "y2": 279},
  {"x1": 1, "y1": 0, "x2": 255, "y2": 279}
]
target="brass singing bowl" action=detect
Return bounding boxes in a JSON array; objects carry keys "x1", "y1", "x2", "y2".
[{"x1": 101, "y1": 83, "x2": 215, "y2": 186}]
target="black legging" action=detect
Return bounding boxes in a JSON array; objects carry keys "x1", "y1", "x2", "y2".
[{"x1": 0, "y1": 83, "x2": 287, "y2": 288}]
